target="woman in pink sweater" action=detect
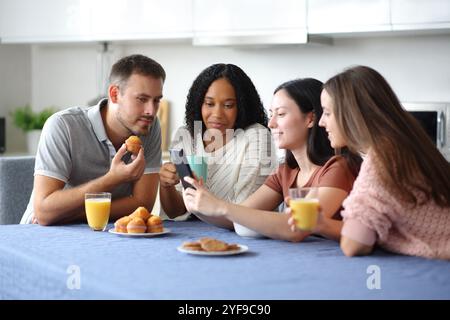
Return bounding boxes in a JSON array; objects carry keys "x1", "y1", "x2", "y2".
[{"x1": 316, "y1": 65, "x2": 450, "y2": 259}]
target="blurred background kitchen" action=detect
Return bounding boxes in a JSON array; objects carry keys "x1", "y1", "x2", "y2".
[{"x1": 1, "y1": 0, "x2": 449, "y2": 160}]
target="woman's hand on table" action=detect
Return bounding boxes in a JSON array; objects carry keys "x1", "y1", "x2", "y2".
[{"x1": 182, "y1": 176, "x2": 227, "y2": 217}]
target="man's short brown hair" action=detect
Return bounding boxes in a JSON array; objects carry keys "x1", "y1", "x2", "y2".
[{"x1": 109, "y1": 54, "x2": 166, "y2": 91}]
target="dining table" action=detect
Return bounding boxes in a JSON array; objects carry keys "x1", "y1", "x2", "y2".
[{"x1": 1, "y1": 220, "x2": 449, "y2": 300}]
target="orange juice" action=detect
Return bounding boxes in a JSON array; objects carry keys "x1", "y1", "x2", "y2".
[
  {"x1": 290, "y1": 199, "x2": 319, "y2": 231},
  {"x1": 85, "y1": 198, "x2": 111, "y2": 231}
]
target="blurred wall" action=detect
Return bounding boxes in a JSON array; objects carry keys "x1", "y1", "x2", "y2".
[
  {"x1": 1, "y1": 33, "x2": 450, "y2": 152},
  {"x1": 0, "y1": 44, "x2": 31, "y2": 153}
]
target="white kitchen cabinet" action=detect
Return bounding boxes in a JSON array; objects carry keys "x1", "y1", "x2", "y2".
[
  {"x1": 192, "y1": 0, "x2": 307, "y2": 45},
  {"x1": 90, "y1": 0, "x2": 192, "y2": 41},
  {"x1": 391, "y1": 0, "x2": 450, "y2": 31},
  {"x1": 0, "y1": 0, "x2": 192, "y2": 43},
  {"x1": 0, "y1": 0, "x2": 91, "y2": 43},
  {"x1": 307, "y1": 0, "x2": 391, "y2": 34}
]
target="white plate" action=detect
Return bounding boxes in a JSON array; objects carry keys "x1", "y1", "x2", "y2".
[
  {"x1": 177, "y1": 244, "x2": 248, "y2": 256},
  {"x1": 108, "y1": 228, "x2": 171, "y2": 237}
]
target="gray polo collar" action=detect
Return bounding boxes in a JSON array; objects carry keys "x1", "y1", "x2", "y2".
[{"x1": 87, "y1": 98, "x2": 109, "y2": 143}]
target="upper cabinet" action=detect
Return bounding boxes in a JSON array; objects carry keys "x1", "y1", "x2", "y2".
[
  {"x1": 308, "y1": 0, "x2": 450, "y2": 35},
  {"x1": 1, "y1": 0, "x2": 449, "y2": 44},
  {"x1": 90, "y1": 0, "x2": 192, "y2": 41},
  {"x1": 391, "y1": 0, "x2": 450, "y2": 31},
  {"x1": 0, "y1": 0, "x2": 192, "y2": 43},
  {"x1": 192, "y1": 0, "x2": 307, "y2": 45},
  {"x1": 307, "y1": 0, "x2": 391, "y2": 34},
  {"x1": 0, "y1": 0, "x2": 91, "y2": 43}
]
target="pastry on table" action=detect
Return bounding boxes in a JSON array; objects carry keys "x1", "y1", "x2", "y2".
[
  {"x1": 199, "y1": 237, "x2": 228, "y2": 252},
  {"x1": 226, "y1": 244, "x2": 240, "y2": 251},
  {"x1": 180, "y1": 237, "x2": 240, "y2": 252},
  {"x1": 182, "y1": 241, "x2": 203, "y2": 251},
  {"x1": 125, "y1": 135, "x2": 142, "y2": 155},
  {"x1": 114, "y1": 216, "x2": 131, "y2": 233},
  {"x1": 127, "y1": 217, "x2": 147, "y2": 233},
  {"x1": 129, "y1": 206, "x2": 151, "y2": 222},
  {"x1": 147, "y1": 215, "x2": 163, "y2": 233}
]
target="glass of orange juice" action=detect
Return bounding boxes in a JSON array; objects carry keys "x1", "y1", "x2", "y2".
[
  {"x1": 289, "y1": 187, "x2": 319, "y2": 231},
  {"x1": 85, "y1": 192, "x2": 111, "y2": 231}
]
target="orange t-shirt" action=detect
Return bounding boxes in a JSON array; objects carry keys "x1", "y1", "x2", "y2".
[{"x1": 264, "y1": 155, "x2": 356, "y2": 219}]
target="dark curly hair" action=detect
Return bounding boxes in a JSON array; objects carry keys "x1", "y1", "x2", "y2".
[{"x1": 185, "y1": 64, "x2": 268, "y2": 137}]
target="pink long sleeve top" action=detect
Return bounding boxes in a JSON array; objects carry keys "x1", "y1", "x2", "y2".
[{"x1": 341, "y1": 151, "x2": 450, "y2": 260}]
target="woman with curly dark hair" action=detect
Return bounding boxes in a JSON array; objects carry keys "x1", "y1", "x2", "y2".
[{"x1": 159, "y1": 64, "x2": 277, "y2": 229}]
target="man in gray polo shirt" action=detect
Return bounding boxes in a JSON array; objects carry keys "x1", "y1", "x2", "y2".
[{"x1": 21, "y1": 54, "x2": 165, "y2": 225}]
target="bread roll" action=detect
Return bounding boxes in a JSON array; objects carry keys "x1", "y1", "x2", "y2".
[
  {"x1": 125, "y1": 135, "x2": 142, "y2": 155},
  {"x1": 114, "y1": 216, "x2": 131, "y2": 233},
  {"x1": 129, "y1": 206, "x2": 151, "y2": 222},
  {"x1": 146, "y1": 215, "x2": 163, "y2": 233},
  {"x1": 127, "y1": 217, "x2": 147, "y2": 233}
]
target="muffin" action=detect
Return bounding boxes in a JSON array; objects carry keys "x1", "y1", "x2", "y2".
[
  {"x1": 129, "y1": 206, "x2": 151, "y2": 222},
  {"x1": 147, "y1": 215, "x2": 163, "y2": 233},
  {"x1": 125, "y1": 135, "x2": 142, "y2": 155},
  {"x1": 114, "y1": 216, "x2": 131, "y2": 233},
  {"x1": 127, "y1": 217, "x2": 147, "y2": 233}
]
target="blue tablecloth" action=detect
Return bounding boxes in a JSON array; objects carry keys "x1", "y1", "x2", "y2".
[{"x1": 1, "y1": 220, "x2": 449, "y2": 299}]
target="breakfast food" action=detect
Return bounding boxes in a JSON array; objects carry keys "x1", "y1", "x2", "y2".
[
  {"x1": 129, "y1": 206, "x2": 151, "y2": 222},
  {"x1": 126, "y1": 217, "x2": 147, "y2": 233},
  {"x1": 181, "y1": 241, "x2": 203, "y2": 251},
  {"x1": 114, "y1": 216, "x2": 131, "y2": 233},
  {"x1": 181, "y1": 237, "x2": 240, "y2": 252},
  {"x1": 112, "y1": 207, "x2": 164, "y2": 234},
  {"x1": 226, "y1": 244, "x2": 240, "y2": 251},
  {"x1": 199, "y1": 237, "x2": 228, "y2": 252},
  {"x1": 147, "y1": 215, "x2": 163, "y2": 233},
  {"x1": 125, "y1": 135, "x2": 142, "y2": 155}
]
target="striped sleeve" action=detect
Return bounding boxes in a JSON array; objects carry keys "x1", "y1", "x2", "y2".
[{"x1": 232, "y1": 125, "x2": 277, "y2": 203}]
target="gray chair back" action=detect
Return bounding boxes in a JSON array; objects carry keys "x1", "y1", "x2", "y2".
[{"x1": 0, "y1": 156, "x2": 35, "y2": 224}]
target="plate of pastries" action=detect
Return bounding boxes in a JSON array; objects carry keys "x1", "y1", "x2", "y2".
[
  {"x1": 109, "y1": 206, "x2": 170, "y2": 237},
  {"x1": 177, "y1": 237, "x2": 248, "y2": 256}
]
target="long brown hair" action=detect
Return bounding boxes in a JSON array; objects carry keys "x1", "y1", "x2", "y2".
[{"x1": 324, "y1": 65, "x2": 450, "y2": 207}]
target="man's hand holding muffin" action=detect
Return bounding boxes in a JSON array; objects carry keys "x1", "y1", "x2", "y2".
[{"x1": 107, "y1": 137, "x2": 145, "y2": 185}]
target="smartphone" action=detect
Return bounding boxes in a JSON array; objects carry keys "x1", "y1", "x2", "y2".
[{"x1": 169, "y1": 148, "x2": 195, "y2": 189}]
